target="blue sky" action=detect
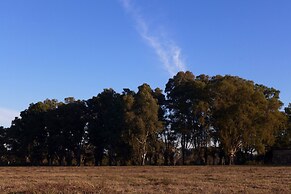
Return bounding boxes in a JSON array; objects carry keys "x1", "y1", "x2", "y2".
[{"x1": 1, "y1": 0, "x2": 291, "y2": 127}]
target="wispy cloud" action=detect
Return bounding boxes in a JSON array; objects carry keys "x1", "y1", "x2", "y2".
[
  {"x1": 0, "y1": 108, "x2": 19, "y2": 127},
  {"x1": 120, "y1": 0, "x2": 187, "y2": 76}
]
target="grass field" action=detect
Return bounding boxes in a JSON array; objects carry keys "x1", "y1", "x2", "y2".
[{"x1": 0, "y1": 166, "x2": 290, "y2": 193}]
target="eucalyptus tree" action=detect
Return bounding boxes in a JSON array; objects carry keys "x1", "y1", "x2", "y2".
[
  {"x1": 209, "y1": 75, "x2": 285, "y2": 164},
  {"x1": 253, "y1": 85, "x2": 287, "y2": 152},
  {"x1": 275, "y1": 104, "x2": 291, "y2": 148},
  {"x1": 0, "y1": 126, "x2": 7, "y2": 164},
  {"x1": 87, "y1": 89, "x2": 124, "y2": 165},
  {"x1": 56, "y1": 98, "x2": 87, "y2": 166},
  {"x1": 123, "y1": 84, "x2": 163, "y2": 165},
  {"x1": 138, "y1": 87, "x2": 167, "y2": 165},
  {"x1": 7, "y1": 99, "x2": 58, "y2": 165},
  {"x1": 151, "y1": 88, "x2": 168, "y2": 165},
  {"x1": 121, "y1": 88, "x2": 137, "y2": 164},
  {"x1": 165, "y1": 71, "x2": 195, "y2": 164},
  {"x1": 190, "y1": 74, "x2": 212, "y2": 164},
  {"x1": 165, "y1": 71, "x2": 211, "y2": 164}
]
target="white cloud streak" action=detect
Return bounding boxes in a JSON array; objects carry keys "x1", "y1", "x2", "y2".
[
  {"x1": 0, "y1": 108, "x2": 19, "y2": 127},
  {"x1": 120, "y1": 0, "x2": 187, "y2": 76}
]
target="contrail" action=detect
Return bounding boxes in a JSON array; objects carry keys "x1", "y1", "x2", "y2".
[{"x1": 120, "y1": 0, "x2": 187, "y2": 76}]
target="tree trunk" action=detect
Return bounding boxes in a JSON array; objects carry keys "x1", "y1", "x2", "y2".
[
  {"x1": 76, "y1": 144, "x2": 81, "y2": 166},
  {"x1": 94, "y1": 147, "x2": 103, "y2": 166},
  {"x1": 47, "y1": 155, "x2": 52, "y2": 166},
  {"x1": 141, "y1": 143, "x2": 147, "y2": 165},
  {"x1": 204, "y1": 146, "x2": 208, "y2": 165},
  {"x1": 229, "y1": 150, "x2": 235, "y2": 165},
  {"x1": 164, "y1": 149, "x2": 169, "y2": 165},
  {"x1": 182, "y1": 134, "x2": 186, "y2": 165},
  {"x1": 65, "y1": 152, "x2": 72, "y2": 166},
  {"x1": 58, "y1": 156, "x2": 64, "y2": 166}
]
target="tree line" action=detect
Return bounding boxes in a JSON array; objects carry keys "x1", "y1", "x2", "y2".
[{"x1": 0, "y1": 71, "x2": 290, "y2": 166}]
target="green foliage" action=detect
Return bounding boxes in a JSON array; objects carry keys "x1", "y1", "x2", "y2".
[
  {"x1": 165, "y1": 71, "x2": 212, "y2": 164},
  {"x1": 1, "y1": 71, "x2": 289, "y2": 166},
  {"x1": 123, "y1": 84, "x2": 163, "y2": 165},
  {"x1": 209, "y1": 75, "x2": 286, "y2": 164},
  {"x1": 87, "y1": 89, "x2": 125, "y2": 165},
  {"x1": 275, "y1": 104, "x2": 291, "y2": 148}
]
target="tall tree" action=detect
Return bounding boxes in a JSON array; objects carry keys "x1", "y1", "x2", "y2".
[
  {"x1": 123, "y1": 84, "x2": 163, "y2": 165},
  {"x1": 7, "y1": 99, "x2": 58, "y2": 165},
  {"x1": 165, "y1": 71, "x2": 211, "y2": 164},
  {"x1": 0, "y1": 126, "x2": 7, "y2": 164},
  {"x1": 87, "y1": 89, "x2": 124, "y2": 165},
  {"x1": 57, "y1": 98, "x2": 87, "y2": 166},
  {"x1": 275, "y1": 104, "x2": 291, "y2": 148},
  {"x1": 165, "y1": 71, "x2": 195, "y2": 164},
  {"x1": 210, "y1": 75, "x2": 285, "y2": 164},
  {"x1": 151, "y1": 88, "x2": 168, "y2": 165}
]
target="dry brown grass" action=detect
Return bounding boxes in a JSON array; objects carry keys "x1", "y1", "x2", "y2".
[{"x1": 0, "y1": 166, "x2": 290, "y2": 193}]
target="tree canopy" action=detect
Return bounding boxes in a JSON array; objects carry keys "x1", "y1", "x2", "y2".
[{"x1": 0, "y1": 71, "x2": 290, "y2": 166}]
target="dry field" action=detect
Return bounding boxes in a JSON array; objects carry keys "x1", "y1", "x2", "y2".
[{"x1": 0, "y1": 166, "x2": 290, "y2": 193}]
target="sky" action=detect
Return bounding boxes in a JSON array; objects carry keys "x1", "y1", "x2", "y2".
[{"x1": 1, "y1": 0, "x2": 291, "y2": 127}]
